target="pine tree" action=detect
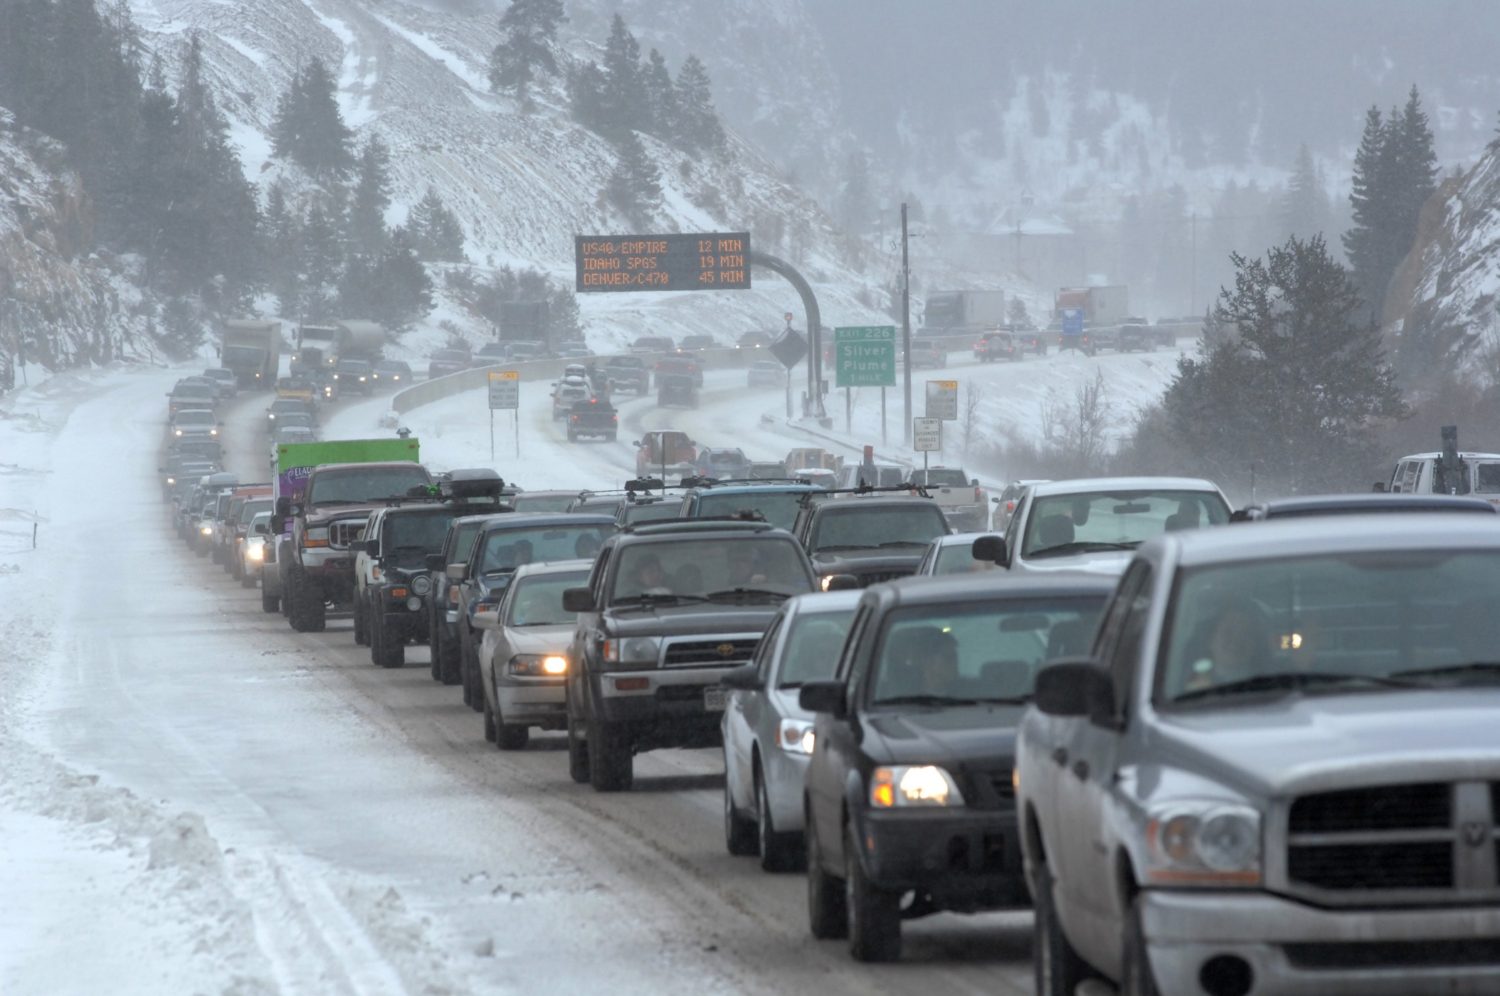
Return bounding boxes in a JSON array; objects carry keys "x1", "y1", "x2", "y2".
[
  {"x1": 487, "y1": 0, "x2": 566, "y2": 112},
  {"x1": 405, "y1": 187, "x2": 467, "y2": 262},
  {"x1": 1343, "y1": 106, "x2": 1392, "y2": 318},
  {"x1": 599, "y1": 14, "x2": 645, "y2": 137},
  {"x1": 339, "y1": 234, "x2": 433, "y2": 330},
  {"x1": 300, "y1": 200, "x2": 343, "y2": 320},
  {"x1": 604, "y1": 131, "x2": 662, "y2": 225},
  {"x1": 271, "y1": 58, "x2": 354, "y2": 179},
  {"x1": 673, "y1": 55, "x2": 725, "y2": 153},
  {"x1": 1390, "y1": 85, "x2": 1438, "y2": 252},
  {"x1": 838, "y1": 151, "x2": 873, "y2": 234},
  {"x1": 567, "y1": 61, "x2": 607, "y2": 132},
  {"x1": 1157, "y1": 235, "x2": 1406, "y2": 493},
  {"x1": 348, "y1": 133, "x2": 392, "y2": 256},
  {"x1": 1279, "y1": 143, "x2": 1329, "y2": 242},
  {"x1": 641, "y1": 48, "x2": 678, "y2": 140},
  {"x1": 263, "y1": 181, "x2": 303, "y2": 317}
]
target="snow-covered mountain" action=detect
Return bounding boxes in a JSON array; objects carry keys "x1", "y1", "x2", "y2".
[{"x1": 126, "y1": 0, "x2": 891, "y2": 352}]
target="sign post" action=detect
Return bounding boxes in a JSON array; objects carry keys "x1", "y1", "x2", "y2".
[
  {"x1": 924, "y1": 380, "x2": 958, "y2": 460},
  {"x1": 488, "y1": 370, "x2": 519, "y2": 461},
  {"x1": 913, "y1": 416, "x2": 941, "y2": 475}
]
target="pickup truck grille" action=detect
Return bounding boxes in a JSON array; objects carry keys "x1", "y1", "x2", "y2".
[
  {"x1": 661, "y1": 637, "x2": 758, "y2": 668},
  {"x1": 853, "y1": 569, "x2": 913, "y2": 587},
  {"x1": 962, "y1": 766, "x2": 1017, "y2": 811},
  {"x1": 328, "y1": 519, "x2": 365, "y2": 549},
  {"x1": 1282, "y1": 781, "x2": 1500, "y2": 904}
]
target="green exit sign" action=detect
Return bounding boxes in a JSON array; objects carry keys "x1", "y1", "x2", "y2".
[{"x1": 834, "y1": 326, "x2": 896, "y2": 388}]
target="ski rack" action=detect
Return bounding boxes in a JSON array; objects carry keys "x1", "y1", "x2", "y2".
[
  {"x1": 678, "y1": 475, "x2": 815, "y2": 489},
  {"x1": 794, "y1": 482, "x2": 930, "y2": 505}
]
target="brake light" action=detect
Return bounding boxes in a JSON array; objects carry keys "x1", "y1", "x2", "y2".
[{"x1": 975, "y1": 485, "x2": 983, "y2": 502}]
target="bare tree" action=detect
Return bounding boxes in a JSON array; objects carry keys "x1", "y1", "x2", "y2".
[
  {"x1": 1041, "y1": 369, "x2": 1112, "y2": 474},
  {"x1": 961, "y1": 380, "x2": 986, "y2": 458}
]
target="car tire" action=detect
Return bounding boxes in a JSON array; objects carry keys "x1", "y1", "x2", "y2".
[
  {"x1": 461, "y1": 626, "x2": 482, "y2": 711},
  {"x1": 1121, "y1": 895, "x2": 1161, "y2": 996},
  {"x1": 805, "y1": 812, "x2": 847, "y2": 940},
  {"x1": 723, "y1": 752, "x2": 758, "y2": 856},
  {"x1": 290, "y1": 569, "x2": 326, "y2": 633},
  {"x1": 372, "y1": 616, "x2": 404, "y2": 668},
  {"x1": 587, "y1": 717, "x2": 633, "y2": 792},
  {"x1": 353, "y1": 593, "x2": 369, "y2": 646},
  {"x1": 482, "y1": 690, "x2": 498, "y2": 743},
  {"x1": 757, "y1": 766, "x2": 800, "y2": 872},
  {"x1": 495, "y1": 711, "x2": 529, "y2": 751},
  {"x1": 567, "y1": 714, "x2": 590, "y2": 784},
  {"x1": 437, "y1": 627, "x2": 461, "y2": 686},
  {"x1": 845, "y1": 823, "x2": 901, "y2": 962},
  {"x1": 1034, "y1": 860, "x2": 1098, "y2": 996},
  {"x1": 239, "y1": 566, "x2": 256, "y2": 589},
  {"x1": 261, "y1": 588, "x2": 280, "y2": 614}
]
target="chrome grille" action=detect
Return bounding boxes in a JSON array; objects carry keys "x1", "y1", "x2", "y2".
[
  {"x1": 1281, "y1": 780, "x2": 1500, "y2": 906},
  {"x1": 660, "y1": 637, "x2": 759, "y2": 668},
  {"x1": 328, "y1": 518, "x2": 365, "y2": 549},
  {"x1": 854, "y1": 569, "x2": 912, "y2": 587}
]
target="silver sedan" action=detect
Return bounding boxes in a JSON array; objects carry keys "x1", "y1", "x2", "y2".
[
  {"x1": 478, "y1": 560, "x2": 591, "y2": 750},
  {"x1": 720, "y1": 590, "x2": 861, "y2": 871}
]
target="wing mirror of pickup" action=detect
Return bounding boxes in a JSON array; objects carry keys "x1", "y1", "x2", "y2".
[
  {"x1": 275, "y1": 496, "x2": 291, "y2": 517},
  {"x1": 1034, "y1": 658, "x2": 1115, "y2": 725},
  {"x1": 425, "y1": 553, "x2": 446, "y2": 573},
  {"x1": 448, "y1": 564, "x2": 468, "y2": 583},
  {"x1": 562, "y1": 587, "x2": 596, "y2": 612},
  {"x1": 719, "y1": 663, "x2": 762, "y2": 691},
  {"x1": 270, "y1": 514, "x2": 285, "y2": 533},
  {"x1": 971, "y1": 534, "x2": 1007, "y2": 565},
  {"x1": 799, "y1": 680, "x2": 847, "y2": 719}
]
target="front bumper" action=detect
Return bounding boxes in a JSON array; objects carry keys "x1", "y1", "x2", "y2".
[
  {"x1": 855, "y1": 806, "x2": 1027, "y2": 911},
  {"x1": 496, "y1": 678, "x2": 566, "y2": 727},
  {"x1": 589, "y1": 666, "x2": 730, "y2": 744},
  {"x1": 1141, "y1": 890, "x2": 1500, "y2": 995}
]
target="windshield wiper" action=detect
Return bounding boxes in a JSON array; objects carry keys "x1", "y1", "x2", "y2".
[
  {"x1": 704, "y1": 587, "x2": 791, "y2": 602},
  {"x1": 816, "y1": 544, "x2": 877, "y2": 552},
  {"x1": 1172, "y1": 670, "x2": 1417, "y2": 704},
  {"x1": 871, "y1": 693, "x2": 984, "y2": 707},
  {"x1": 609, "y1": 593, "x2": 710, "y2": 608},
  {"x1": 1390, "y1": 661, "x2": 1500, "y2": 685},
  {"x1": 876, "y1": 540, "x2": 932, "y2": 548},
  {"x1": 1026, "y1": 540, "x2": 1139, "y2": 559}
]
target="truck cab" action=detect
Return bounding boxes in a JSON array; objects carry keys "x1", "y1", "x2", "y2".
[{"x1": 635, "y1": 430, "x2": 697, "y2": 478}]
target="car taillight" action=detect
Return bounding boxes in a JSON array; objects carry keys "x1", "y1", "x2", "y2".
[{"x1": 975, "y1": 486, "x2": 983, "y2": 502}]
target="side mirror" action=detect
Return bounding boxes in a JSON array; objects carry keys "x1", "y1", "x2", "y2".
[
  {"x1": 990, "y1": 496, "x2": 1001, "y2": 504},
  {"x1": 632, "y1": 439, "x2": 642, "y2": 447},
  {"x1": 822, "y1": 574, "x2": 861, "y2": 592},
  {"x1": 719, "y1": 663, "x2": 762, "y2": 691},
  {"x1": 252, "y1": 522, "x2": 269, "y2": 535},
  {"x1": 425, "y1": 554, "x2": 445, "y2": 573},
  {"x1": 275, "y1": 496, "x2": 291, "y2": 516},
  {"x1": 799, "y1": 680, "x2": 847, "y2": 719},
  {"x1": 270, "y1": 514, "x2": 285, "y2": 533},
  {"x1": 1034, "y1": 658, "x2": 1115, "y2": 724},
  {"x1": 1372, "y1": 482, "x2": 1387, "y2": 493},
  {"x1": 448, "y1": 564, "x2": 468, "y2": 583},
  {"x1": 971, "y1": 478, "x2": 980, "y2": 487},
  {"x1": 971, "y1": 534, "x2": 1007, "y2": 564},
  {"x1": 562, "y1": 587, "x2": 596, "y2": 612}
]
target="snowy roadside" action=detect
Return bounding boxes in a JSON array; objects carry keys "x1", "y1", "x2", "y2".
[{"x1": 0, "y1": 368, "x2": 472, "y2": 996}]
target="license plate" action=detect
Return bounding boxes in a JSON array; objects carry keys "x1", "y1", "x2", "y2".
[{"x1": 704, "y1": 686, "x2": 727, "y2": 712}]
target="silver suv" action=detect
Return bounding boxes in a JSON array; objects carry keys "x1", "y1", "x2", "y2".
[{"x1": 1018, "y1": 515, "x2": 1500, "y2": 996}]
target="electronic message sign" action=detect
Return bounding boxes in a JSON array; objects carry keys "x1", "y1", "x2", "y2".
[{"x1": 575, "y1": 232, "x2": 751, "y2": 293}]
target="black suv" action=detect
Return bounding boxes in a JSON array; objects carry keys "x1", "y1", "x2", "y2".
[
  {"x1": 792, "y1": 494, "x2": 948, "y2": 588},
  {"x1": 562, "y1": 520, "x2": 817, "y2": 791},
  {"x1": 602, "y1": 355, "x2": 650, "y2": 395},
  {"x1": 426, "y1": 512, "x2": 509, "y2": 684},
  {"x1": 798, "y1": 573, "x2": 1112, "y2": 961}
]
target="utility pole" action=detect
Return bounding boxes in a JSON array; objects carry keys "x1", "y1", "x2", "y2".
[{"x1": 902, "y1": 202, "x2": 912, "y2": 444}]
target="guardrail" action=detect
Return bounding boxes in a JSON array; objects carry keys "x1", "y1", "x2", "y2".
[{"x1": 389, "y1": 347, "x2": 769, "y2": 416}]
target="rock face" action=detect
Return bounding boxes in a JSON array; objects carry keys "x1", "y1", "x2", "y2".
[
  {"x1": 0, "y1": 112, "x2": 153, "y2": 372},
  {"x1": 1388, "y1": 148, "x2": 1500, "y2": 382}
]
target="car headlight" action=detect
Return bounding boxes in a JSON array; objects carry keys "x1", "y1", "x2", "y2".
[
  {"x1": 601, "y1": 636, "x2": 661, "y2": 667},
  {"x1": 359, "y1": 376, "x2": 366, "y2": 382},
  {"x1": 411, "y1": 574, "x2": 432, "y2": 596},
  {"x1": 870, "y1": 765, "x2": 965, "y2": 808},
  {"x1": 819, "y1": 574, "x2": 836, "y2": 591},
  {"x1": 778, "y1": 719, "x2": 816, "y2": 756},
  {"x1": 510, "y1": 653, "x2": 568, "y2": 676},
  {"x1": 209, "y1": 428, "x2": 218, "y2": 435},
  {"x1": 174, "y1": 428, "x2": 183, "y2": 436},
  {"x1": 166, "y1": 477, "x2": 176, "y2": 485},
  {"x1": 1144, "y1": 803, "x2": 1261, "y2": 887},
  {"x1": 247, "y1": 545, "x2": 264, "y2": 561},
  {"x1": 200, "y1": 525, "x2": 213, "y2": 536}
]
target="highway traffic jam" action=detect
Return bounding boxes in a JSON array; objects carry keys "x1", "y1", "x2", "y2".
[{"x1": 157, "y1": 348, "x2": 1500, "y2": 996}]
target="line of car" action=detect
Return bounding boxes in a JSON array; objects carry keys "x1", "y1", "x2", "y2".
[{"x1": 166, "y1": 392, "x2": 1500, "y2": 990}]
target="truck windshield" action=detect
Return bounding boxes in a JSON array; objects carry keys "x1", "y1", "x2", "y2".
[
  {"x1": 511, "y1": 494, "x2": 577, "y2": 513},
  {"x1": 307, "y1": 466, "x2": 430, "y2": 504},
  {"x1": 611, "y1": 538, "x2": 812, "y2": 603},
  {"x1": 808, "y1": 504, "x2": 947, "y2": 552},
  {"x1": 869, "y1": 596, "x2": 1106, "y2": 705},
  {"x1": 1159, "y1": 550, "x2": 1500, "y2": 706},
  {"x1": 478, "y1": 524, "x2": 615, "y2": 574},
  {"x1": 383, "y1": 512, "x2": 456, "y2": 561},
  {"x1": 1022, "y1": 489, "x2": 1230, "y2": 558},
  {"x1": 507, "y1": 571, "x2": 590, "y2": 627}
]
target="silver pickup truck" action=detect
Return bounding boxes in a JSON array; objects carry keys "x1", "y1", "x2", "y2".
[
  {"x1": 1017, "y1": 515, "x2": 1500, "y2": 996},
  {"x1": 906, "y1": 466, "x2": 986, "y2": 531}
]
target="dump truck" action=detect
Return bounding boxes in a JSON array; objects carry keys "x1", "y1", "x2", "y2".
[{"x1": 219, "y1": 319, "x2": 282, "y2": 389}]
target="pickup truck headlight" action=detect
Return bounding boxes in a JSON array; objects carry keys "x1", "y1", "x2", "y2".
[
  {"x1": 601, "y1": 636, "x2": 661, "y2": 666},
  {"x1": 247, "y1": 544, "x2": 264, "y2": 562},
  {"x1": 411, "y1": 574, "x2": 431, "y2": 596},
  {"x1": 778, "y1": 719, "x2": 816, "y2": 755},
  {"x1": 510, "y1": 654, "x2": 568, "y2": 676},
  {"x1": 1145, "y1": 803, "x2": 1261, "y2": 886},
  {"x1": 870, "y1": 765, "x2": 965, "y2": 808}
]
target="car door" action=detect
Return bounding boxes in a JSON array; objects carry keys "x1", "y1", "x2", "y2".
[
  {"x1": 726, "y1": 615, "x2": 784, "y2": 810},
  {"x1": 805, "y1": 604, "x2": 872, "y2": 866},
  {"x1": 1056, "y1": 559, "x2": 1153, "y2": 971}
]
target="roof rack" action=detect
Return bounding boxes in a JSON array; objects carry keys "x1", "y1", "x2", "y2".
[
  {"x1": 796, "y1": 482, "x2": 930, "y2": 504},
  {"x1": 679, "y1": 475, "x2": 815, "y2": 488},
  {"x1": 622, "y1": 516, "x2": 771, "y2": 534}
]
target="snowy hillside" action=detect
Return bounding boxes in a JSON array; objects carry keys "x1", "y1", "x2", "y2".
[
  {"x1": 0, "y1": 112, "x2": 159, "y2": 370},
  {"x1": 126, "y1": 0, "x2": 893, "y2": 351},
  {"x1": 1386, "y1": 145, "x2": 1500, "y2": 376}
]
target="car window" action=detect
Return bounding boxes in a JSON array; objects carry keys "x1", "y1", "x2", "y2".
[
  {"x1": 693, "y1": 491, "x2": 807, "y2": 530},
  {"x1": 307, "y1": 466, "x2": 430, "y2": 504},
  {"x1": 777, "y1": 608, "x2": 858, "y2": 687},
  {"x1": 478, "y1": 523, "x2": 614, "y2": 574},
  {"x1": 511, "y1": 494, "x2": 577, "y2": 513},
  {"x1": 836, "y1": 606, "x2": 873, "y2": 681},
  {"x1": 1401, "y1": 459, "x2": 1421, "y2": 492},
  {"x1": 934, "y1": 542, "x2": 996, "y2": 575},
  {"x1": 1105, "y1": 564, "x2": 1153, "y2": 709},
  {"x1": 752, "y1": 616, "x2": 784, "y2": 680},
  {"x1": 506, "y1": 571, "x2": 590, "y2": 626},
  {"x1": 867, "y1": 597, "x2": 1108, "y2": 704},
  {"x1": 609, "y1": 538, "x2": 811, "y2": 601},
  {"x1": 383, "y1": 512, "x2": 456, "y2": 560},
  {"x1": 1475, "y1": 462, "x2": 1500, "y2": 494},
  {"x1": 808, "y1": 504, "x2": 947, "y2": 552}
]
